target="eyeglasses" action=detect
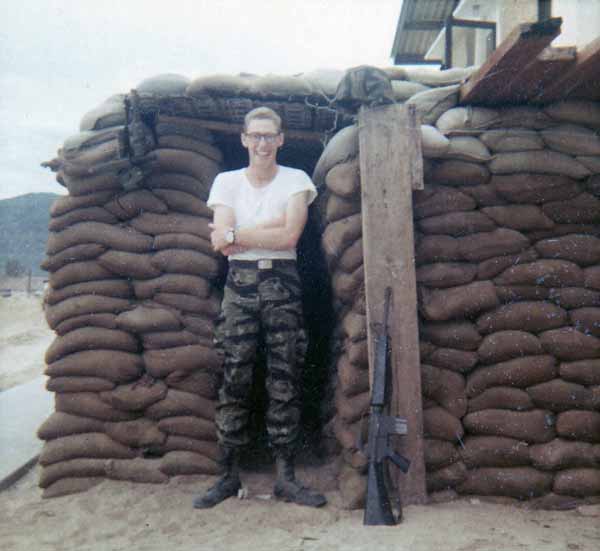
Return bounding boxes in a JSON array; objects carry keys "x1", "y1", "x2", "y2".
[{"x1": 244, "y1": 132, "x2": 281, "y2": 144}]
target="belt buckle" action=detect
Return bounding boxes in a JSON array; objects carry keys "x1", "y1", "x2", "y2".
[{"x1": 258, "y1": 259, "x2": 273, "y2": 270}]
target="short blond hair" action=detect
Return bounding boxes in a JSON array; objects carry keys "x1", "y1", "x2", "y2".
[{"x1": 243, "y1": 106, "x2": 282, "y2": 133}]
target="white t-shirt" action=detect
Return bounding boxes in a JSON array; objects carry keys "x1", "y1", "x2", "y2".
[{"x1": 207, "y1": 165, "x2": 318, "y2": 261}]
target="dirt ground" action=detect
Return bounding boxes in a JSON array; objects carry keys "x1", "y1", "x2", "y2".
[{"x1": 1, "y1": 289, "x2": 599, "y2": 551}]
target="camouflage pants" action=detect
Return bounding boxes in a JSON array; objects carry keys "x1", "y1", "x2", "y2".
[{"x1": 215, "y1": 260, "x2": 307, "y2": 455}]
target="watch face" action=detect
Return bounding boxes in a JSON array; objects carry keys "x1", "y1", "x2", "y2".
[{"x1": 226, "y1": 229, "x2": 234, "y2": 244}]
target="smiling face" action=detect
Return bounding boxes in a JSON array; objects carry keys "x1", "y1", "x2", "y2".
[{"x1": 241, "y1": 118, "x2": 284, "y2": 169}]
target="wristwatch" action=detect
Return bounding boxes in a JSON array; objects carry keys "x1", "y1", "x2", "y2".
[{"x1": 225, "y1": 228, "x2": 236, "y2": 245}]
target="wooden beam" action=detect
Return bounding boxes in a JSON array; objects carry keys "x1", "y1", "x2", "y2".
[
  {"x1": 535, "y1": 35, "x2": 600, "y2": 103},
  {"x1": 494, "y1": 46, "x2": 576, "y2": 104},
  {"x1": 358, "y1": 103, "x2": 426, "y2": 506},
  {"x1": 459, "y1": 17, "x2": 562, "y2": 105}
]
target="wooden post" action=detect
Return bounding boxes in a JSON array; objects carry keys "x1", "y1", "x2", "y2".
[{"x1": 358, "y1": 103, "x2": 426, "y2": 505}]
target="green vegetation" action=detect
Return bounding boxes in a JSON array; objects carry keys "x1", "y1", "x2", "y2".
[{"x1": 0, "y1": 193, "x2": 60, "y2": 276}]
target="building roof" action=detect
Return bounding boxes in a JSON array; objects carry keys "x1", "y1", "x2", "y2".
[{"x1": 390, "y1": 0, "x2": 459, "y2": 64}]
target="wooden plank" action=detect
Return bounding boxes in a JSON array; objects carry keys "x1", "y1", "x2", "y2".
[
  {"x1": 459, "y1": 17, "x2": 562, "y2": 105},
  {"x1": 536, "y1": 35, "x2": 600, "y2": 103},
  {"x1": 494, "y1": 46, "x2": 576, "y2": 104},
  {"x1": 188, "y1": 118, "x2": 325, "y2": 142},
  {"x1": 358, "y1": 103, "x2": 426, "y2": 506}
]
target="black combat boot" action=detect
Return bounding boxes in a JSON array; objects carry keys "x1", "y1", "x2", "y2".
[
  {"x1": 273, "y1": 453, "x2": 327, "y2": 508},
  {"x1": 193, "y1": 447, "x2": 241, "y2": 509}
]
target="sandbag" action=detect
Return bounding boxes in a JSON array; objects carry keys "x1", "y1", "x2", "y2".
[
  {"x1": 542, "y1": 193, "x2": 600, "y2": 224},
  {"x1": 429, "y1": 160, "x2": 490, "y2": 187},
  {"x1": 157, "y1": 415, "x2": 216, "y2": 441},
  {"x1": 42, "y1": 477, "x2": 104, "y2": 499},
  {"x1": 45, "y1": 279, "x2": 132, "y2": 305},
  {"x1": 406, "y1": 84, "x2": 459, "y2": 125},
  {"x1": 426, "y1": 347, "x2": 478, "y2": 374},
  {"x1": 530, "y1": 439, "x2": 600, "y2": 470},
  {"x1": 560, "y1": 359, "x2": 600, "y2": 385},
  {"x1": 60, "y1": 171, "x2": 122, "y2": 197},
  {"x1": 480, "y1": 129, "x2": 543, "y2": 152},
  {"x1": 144, "y1": 172, "x2": 208, "y2": 199},
  {"x1": 154, "y1": 115, "x2": 215, "y2": 143},
  {"x1": 321, "y1": 213, "x2": 362, "y2": 261},
  {"x1": 420, "y1": 124, "x2": 450, "y2": 157},
  {"x1": 79, "y1": 95, "x2": 126, "y2": 131},
  {"x1": 338, "y1": 463, "x2": 366, "y2": 510},
  {"x1": 490, "y1": 151, "x2": 590, "y2": 180},
  {"x1": 142, "y1": 330, "x2": 207, "y2": 350},
  {"x1": 160, "y1": 451, "x2": 219, "y2": 475},
  {"x1": 541, "y1": 124, "x2": 600, "y2": 156},
  {"x1": 346, "y1": 339, "x2": 368, "y2": 367},
  {"x1": 313, "y1": 126, "x2": 359, "y2": 187},
  {"x1": 528, "y1": 379, "x2": 595, "y2": 412},
  {"x1": 421, "y1": 364, "x2": 466, "y2": 418},
  {"x1": 463, "y1": 409, "x2": 556, "y2": 443},
  {"x1": 159, "y1": 436, "x2": 219, "y2": 461},
  {"x1": 48, "y1": 261, "x2": 115, "y2": 290},
  {"x1": 549, "y1": 287, "x2": 600, "y2": 309},
  {"x1": 401, "y1": 66, "x2": 475, "y2": 87},
  {"x1": 493, "y1": 106, "x2": 553, "y2": 130},
  {"x1": 458, "y1": 183, "x2": 507, "y2": 207},
  {"x1": 335, "y1": 389, "x2": 370, "y2": 424},
  {"x1": 482, "y1": 205, "x2": 554, "y2": 231},
  {"x1": 585, "y1": 266, "x2": 600, "y2": 290},
  {"x1": 570, "y1": 307, "x2": 600, "y2": 337},
  {"x1": 46, "y1": 376, "x2": 115, "y2": 393},
  {"x1": 415, "y1": 234, "x2": 460, "y2": 265},
  {"x1": 457, "y1": 229, "x2": 530, "y2": 262},
  {"x1": 466, "y1": 355, "x2": 558, "y2": 397},
  {"x1": 185, "y1": 73, "x2": 253, "y2": 97},
  {"x1": 48, "y1": 206, "x2": 118, "y2": 232},
  {"x1": 460, "y1": 436, "x2": 531, "y2": 468},
  {"x1": 332, "y1": 266, "x2": 364, "y2": 304},
  {"x1": 325, "y1": 194, "x2": 360, "y2": 224},
  {"x1": 444, "y1": 136, "x2": 491, "y2": 162},
  {"x1": 436, "y1": 106, "x2": 499, "y2": 135},
  {"x1": 45, "y1": 350, "x2": 143, "y2": 382},
  {"x1": 165, "y1": 369, "x2": 217, "y2": 399},
  {"x1": 476, "y1": 302, "x2": 567, "y2": 334},
  {"x1": 495, "y1": 259, "x2": 584, "y2": 288},
  {"x1": 153, "y1": 148, "x2": 220, "y2": 188},
  {"x1": 55, "y1": 392, "x2": 139, "y2": 422},
  {"x1": 424, "y1": 439, "x2": 459, "y2": 470},
  {"x1": 416, "y1": 262, "x2": 477, "y2": 288},
  {"x1": 144, "y1": 345, "x2": 222, "y2": 378},
  {"x1": 151, "y1": 189, "x2": 212, "y2": 219},
  {"x1": 104, "y1": 190, "x2": 168, "y2": 219},
  {"x1": 37, "y1": 412, "x2": 104, "y2": 440},
  {"x1": 181, "y1": 315, "x2": 216, "y2": 339},
  {"x1": 426, "y1": 461, "x2": 467, "y2": 493},
  {"x1": 468, "y1": 387, "x2": 534, "y2": 413},
  {"x1": 56, "y1": 314, "x2": 116, "y2": 338},
  {"x1": 554, "y1": 469, "x2": 600, "y2": 497},
  {"x1": 152, "y1": 292, "x2": 220, "y2": 317},
  {"x1": 45, "y1": 295, "x2": 130, "y2": 329},
  {"x1": 39, "y1": 433, "x2": 136, "y2": 466},
  {"x1": 423, "y1": 406, "x2": 464, "y2": 442},
  {"x1": 418, "y1": 211, "x2": 496, "y2": 236},
  {"x1": 477, "y1": 331, "x2": 543, "y2": 364},
  {"x1": 539, "y1": 327, "x2": 600, "y2": 361},
  {"x1": 544, "y1": 100, "x2": 600, "y2": 128},
  {"x1": 145, "y1": 389, "x2": 215, "y2": 421},
  {"x1": 115, "y1": 306, "x2": 182, "y2": 333},
  {"x1": 51, "y1": 191, "x2": 116, "y2": 217},
  {"x1": 39, "y1": 458, "x2": 107, "y2": 489},
  {"x1": 495, "y1": 286, "x2": 550, "y2": 303},
  {"x1": 104, "y1": 418, "x2": 166, "y2": 448},
  {"x1": 458, "y1": 467, "x2": 553, "y2": 498},
  {"x1": 492, "y1": 173, "x2": 581, "y2": 205},
  {"x1": 536, "y1": 234, "x2": 600, "y2": 267},
  {"x1": 556, "y1": 410, "x2": 600, "y2": 442},
  {"x1": 136, "y1": 73, "x2": 190, "y2": 95},
  {"x1": 341, "y1": 311, "x2": 366, "y2": 342},
  {"x1": 420, "y1": 280, "x2": 498, "y2": 322},
  {"x1": 338, "y1": 238, "x2": 363, "y2": 273},
  {"x1": 152, "y1": 232, "x2": 216, "y2": 257},
  {"x1": 41, "y1": 243, "x2": 108, "y2": 273},
  {"x1": 100, "y1": 379, "x2": 168, "y2": 411},
  {"x1": 420, "y1": 321, "x2": 482, "y2": 351},
  {"x1": 579, "y1": 155, "x2": 600, "y2": 174},
  {"x1": 413, "y1": 185, "x2": 475, "y2": 219},
  {"x1": 105, "y1": 457, "x2": 169, "y2": 484},
  {"x1": 150, "y1": 249, "x2": 220, "y2": 278},
  {"x1": 477, "y1": 249, "x2": 540, "y2": 281},
  {"x1": 157, "y1": 135, "x2": 223, "y2": 161}
]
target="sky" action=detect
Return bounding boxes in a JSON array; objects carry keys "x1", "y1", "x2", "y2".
[{"x1": 0, "y1": 0, "x2": 402, "y2": 200}]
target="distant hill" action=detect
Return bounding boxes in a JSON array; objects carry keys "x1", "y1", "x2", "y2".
[{"x1": 0, "y1": 193, "x2": 60, "y2": 276}]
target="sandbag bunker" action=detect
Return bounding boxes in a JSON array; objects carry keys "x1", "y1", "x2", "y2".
[{"x1": 40, "y1": 68, "x2": 600, "y2": 509}]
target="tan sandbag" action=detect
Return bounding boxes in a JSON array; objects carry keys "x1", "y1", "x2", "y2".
[
  {"x1": 322, "y1": 213, "x2": 362, "y2": 262},
  {"x1": 45, "y1": 279, "x2": 132, "y2": 306},
  {"x1": 466, "y1": 355, "x2": 558, "y2": 397},
  {"x1": 39, "y1": 433, "x2": 136, "y2": 466},
  {"x1": 391, "y1": 80, "x2": 430, "y2": 101},
  {"x1": 60, "y1": 171, "x2": 122, "y2": 197},
  {"x1": 104, "y1": 418, "x2": 166, "y2": 448},
  {"x1": 63, "y1": 126, "x2": 124, "y2": 156},
  {"x1": 493, "y1": 106, "x2": 554, "y2": 130},
  {"x1": 401, "y1": 66, "x2": 476, "y2": 87},
  {"x1": 421, "y1": 364, "x2": 466, "y2": 418},
  {"x1": 338, "y1": 463, "x2": 366, "y2": 510},
  {"x1": 416, "y1": 262, "x2": 477, "y2": 289},
  {"x1": 136, "y1": 73, "x2": 190, "y2": 95},
  {"x1": 152, "y1": 292, "x2": 221, "y2": 317},
  {"x1": 160, "y1": 436, "x2": 219, "y2": 462},
  {"x1": 554, "y1": 469, "x2": 600, "y2": 497},
  {"x1": 45, "y1": 295, "x2": 130, "y2": 330},
  {"x1": 104, "y1": 190, "x2": 168, "y2": 220},
  {"x1": 157, "y1": 415, "x2": 216, "y2": 441},
  {"x1": 420, "y1": 321, "x2": 482, "y2": 351},
  {"x1": 482, "y1": 205, "x2": 554, "y2": 231},
  {"x1": 152, "y1": 232, "x2": 217, "y2": 258},
  {"x1": 145, "y1": 389, "x2": 215, "y2": 421},
  {"x1": 476, "y1": 302, "x2": 567, "y2": 334},
  {"x1": 541, "y1": 124, "x2": 600, "y2": 156},
  {"x1": 489, "y1": 151, "x2": 590, "y2": 180},
  {"x1": 423, "y1": 406, "x2": 464, "y2": 442},
  {"x1": 325, "y1": 194, "x2": 360, "y2": 224},
  {"x1": 427, "y1": 461, "x2": 467, "y2": 493},
  {"x1": 115, "y1": 306, "x2": 182, "y2": 333},
  {"x1": 142, "y1": 331, "x2": 205, "y2": 350},
  {"x1": 56, "y1": 312, "x2": 116, "y2": 338},
  {"x1": 585, "y1": 266, "x2": 600, "y2": 290},
  {"x1": 46, "y1": 376, "x2": 115, "y2": 393},
  {"x1": 332, "y1": 266, "x2": 364, "y2": 304},
  {"x1": 160, "y1": 450, "x2": 219, "y2": 475},
  {"x1": 542, "y1": 193, "x2": 600, "y2": 224},
  {"x1": 495, "y1": 285, "x2": 550, "y2": 303},
  {"x1": 313, "y1": 126, "x2": 359, "y2": 187},
  {"x1": 157, "y1": 135, "x2": 223, "y2": 162},
  {"x1": 150, "y1": 248, "x2": 220, "y2": 278},
  {"x1": 424, "y1": 438, "x2": 459, "y2": 469},
  {"x1": 341, "y1": 311, "x2": 366, "y2": 342},
  {"x1": 463, "y1": 409, "x2": 556, "y2": 443},
  {"x1": 153, "y1": 149, "x2": 220, "y2": 188},
  {"x1": 47, "y1": 222, "x2": 153, "y2": 256},
  {"x1": 150, "y1": 189, "x2": 212, "y2": 219},
  {"x1": 39, "y1": 458, "x2": 107, "y2": 488},
  {"x1": 556, "y1": 410, "x2": 600, "y2": 442},
  {"x1": 406, "y1": 84, "x2": 459, "y2": 125},
  {"x1": 429, "y1": 160, "x2": 490, "y2": 187},
  {"x1": 457, "y1": 229, "x2": 530, "y2": 263},
  {"x1": 468, "y1": 387, "x2": 534, "y2": 413},
  {"x1": 458, "y1": 467, "x2": 553, "y2": 498},
  {"x1": 530, "y1": 438, "x2": 600, "y2": 470},
  {"x1": 544, "y1": 100, "x2": 600, "y2": 128},
  {"x1": 51, "y1": 191, "x2": 116, "y2": 217},
  {"x1": 444, "y1": 136, "x2": 491, "y2": 163},
  {"x1": 41, "y1": 243, "x2": 107, "y2": 273},
  {"x1": 418, "y1": 211, "x2": 496, "y2": 236},
  {"x1": 186, "y1": 74, "x2": 255, "y2": 97},
  {"x1": 131, "y1": 211, "x2": 211, "y2": 240},
  {"x1": 48, "y1": 261, "x2": 115, "y2": 290},
  {"x1": 42, "y1": 476, "x2": 104, "y2": 499},
  {"x1": 251, "y1": 73, "x2": 314, "y2": 97},
  {"x1": 45, "y1": 350, "x2": 143, "y2": 382},
  {"x1": 144, "y1": 172, "x2": 208, "y2": 199},
  {"x1": 335, "y1": 389, "x2": 370, "y2": 424},
  {"x1": 79, "y1": 94, "x2": 126, "y2": 131},
  {"x1": 477, "y1": 249, "x2": 540, "y2": 281},
  {"x1": 346, "y1": 339, "x2": 368, "y2": 367},
  {"x1": 560, "y1": 359, "x2": 600, "y2": 385},
  {"x1": 426, "y1": 347, "x2": 478, "y2": 374},
  {"x1": 100, "y1": 379, "x2": 168, "y2": 411},
  {"x1": 105, "y1": 458, "x2": 168, "y2": 484},
  {"x1": 492, "y1": 173, "x2": 581, "y2": 205},
  {"x1": 495, "y1": 259, "x2": 584, "y2": 288},
  {"x1": 165, "y1": 369, "x2": 217, "y2": 399},
  {"x1": 413, "y1": 185, "x2": 476, "y2": 219},
  {"x1": 539, "y1": 327, "x2": 600, "y2": 361},
  {"x1": 37, "y1": 412, "x2": 105, "y2": 440},
  {"x1": 144, "y1": 344, "x2": 221, "y2": 378},
  {"x1": 48, "y1": 206, "x2": 117, "y2": 233},
  {"x1": 480, "y1": 128, "x2": 543, "y2": 152},
  {"x1": 333, "y1": 416, "x2": 362, "y2": 452},
  {"x1": 55, "y1": 392, "x2": 139, "y2": 422},
  {"x1": 570, "y1": 307, "x2": 600, "y2": 337},
  {"x1": 460, "y1": 436, "x2": 530, "y2": 468},
  {"x1": 549, "y1": 287, "x2": 600, "y2": 309},
  {"x1": 60, "y1": 141, "x2": 123, "y2": 177},
  {"x1": 154, "y1": 115, "x2": 215, "y2": 143},
  {"x1": 420, "y1": 124, "x2": 450, "y2": 157},
  {"x1": 477, "y1": 330, "x2": 543, "y2": 364},
  {"x1": 458, "y1": 183, "x2": 507, "y2": 208},
  {"x1": 414, "y1": 234, "x2": 460, "y2": 265},
  {"x1": 45, "y1": 327, "x2": 138, "y2": 364},
  {"x1": 528, "y1": 379, "x2": 595, "y2": 412},
  {"x1": 338, "y1": 238, "x2": 363, "y2": 273},
  {"x1": 536, "y1": 234, "x2": 600, "y2": 267},
  {"x1": 436, "y1": 106, "x2": 499, "y2": 135},
  {"x1": 420, "y1": 280, "x2": 498, "y2": 322},
  {"x1": 181, "y1": 315, "x2": 216, "y2": 339}
]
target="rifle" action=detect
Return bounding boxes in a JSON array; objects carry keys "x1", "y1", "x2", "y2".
[{"x1": 363, "y1": 287, "x2": 410, "y2": 526}]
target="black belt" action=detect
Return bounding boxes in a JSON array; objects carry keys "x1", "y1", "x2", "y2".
[{"x1": 229, "y1": 259, "x2": 296, "y2": 270}]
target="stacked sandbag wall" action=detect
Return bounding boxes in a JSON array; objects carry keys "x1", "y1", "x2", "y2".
[{"x1": 39, "y1": 75, "x2": 225, "y2": 498}]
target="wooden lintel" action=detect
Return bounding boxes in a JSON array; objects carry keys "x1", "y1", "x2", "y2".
[
  {"x1": 459, "y1": 17, "x2": 562, "y2": 105},
  {"x1": 494, "y1": 46, "x2": 576, "y2": 104},
  {"x1": 535, "y1": 35, "x2": 600, "y2": 103},
  {"x1": 358, "y1": 104, "x2": 426, "y2": 505},
  {"x1": 187, "y1": 118, "x2": 326, "y2": 142}
]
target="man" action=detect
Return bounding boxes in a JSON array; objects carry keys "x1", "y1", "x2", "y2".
[{"x1": 193, "y1": 107, "x2": 326, "y2": 509}]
